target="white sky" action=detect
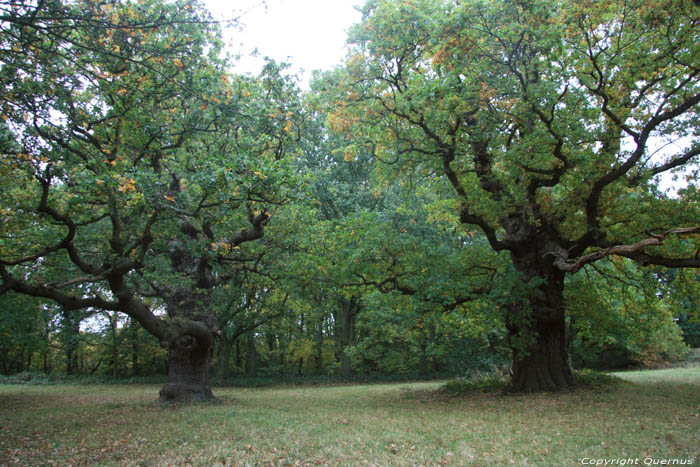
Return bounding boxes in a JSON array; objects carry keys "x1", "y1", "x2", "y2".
[{"x1": 203, "y1": 0, "x2": 363, "y2": 87}]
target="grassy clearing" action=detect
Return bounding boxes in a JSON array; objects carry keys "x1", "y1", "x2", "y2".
[{"x1": 0, "y1": 368, "x2": 698, "y2": 466}]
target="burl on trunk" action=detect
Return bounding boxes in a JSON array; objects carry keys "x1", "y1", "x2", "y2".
[{"x1": 159, "y1": 330, "x2": 215, "y2": 402}]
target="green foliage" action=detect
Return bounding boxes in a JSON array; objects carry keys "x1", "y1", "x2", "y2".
[
  {"x1": 441, "y1": 373, "x2": 509, "y2": 394},
  {"x1": 0, "y1": 292, "x2": 48, "y2": 374},
  {"x1": 567, "y1": 260, "x2": 690, "y2": 369},
  {"x1": 325, "y1": 0, "x2": 700, "y2": 389},
  {"x1": 0, "y1": 0, "x2": 308, "y2": 393},
  {"x1": 2, "y1": 0, "x2": 699, "y2": 393},
  {"x1": 677, "y1": 314, "x2": 700, "y2": 348},
  {"x1": 442, "y1": 369, "x2": 626, "y2": 395},
  {"x1": 661, "y1": 269, "x2": 700, "y2": 348},
  {"x1": 0, "y1": 371, "x2": 52, "y2": 385}
]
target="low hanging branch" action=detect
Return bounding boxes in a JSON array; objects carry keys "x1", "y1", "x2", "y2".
[
  {"x1": 351, "y1": 271, "x2": 492, "y2": 312},
  {"x1": 554, "y1": 227, "x2": 700, "y2": 273}
]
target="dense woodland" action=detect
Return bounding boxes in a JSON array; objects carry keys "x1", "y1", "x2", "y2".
[{"x1": 0, "y1": 0, "x2": 699, "y2": 400}]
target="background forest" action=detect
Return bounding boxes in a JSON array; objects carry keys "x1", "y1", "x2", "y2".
[{"x1": 0, "y1": 0, "x2": 699, "y2": 396}]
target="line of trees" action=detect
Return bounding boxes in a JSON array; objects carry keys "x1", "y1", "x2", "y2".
[
  {"x1": 3, "y1": 260, "x2": 697, "y2": 380},
  {"x1": 1, "y1": 0, "x2": 699, "y2": 401}
]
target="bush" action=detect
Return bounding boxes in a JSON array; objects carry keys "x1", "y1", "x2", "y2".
[
  {"x1": 0, "y1": 371, "x2": 52, "y2": 385},
  {"x1": 573, "y1": 369, "x2": 625, "y2": 390},
  {"x1": 440, "y1": 370, "x2": 509, "y2": 395},
  {"x1": 677, "y1": 314, "x2": 700, "y2": 348}
]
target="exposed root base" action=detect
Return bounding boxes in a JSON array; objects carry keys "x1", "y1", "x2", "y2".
[
  {"x1": 159, "y1": 383, "x2": 214, "y2": 404},
  {"x1": 508, "y1": 366, "x2": 574, "y2": 393}
]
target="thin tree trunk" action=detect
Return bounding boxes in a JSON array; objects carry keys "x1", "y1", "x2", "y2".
[
  {"x1": 66, "y1": 346, "x2": 74, "y2": 376},
  {"x1": 315, "y1": 317, "x2": 324, "y2": 375},
  {"x1": 245, "y1": 333, "x2": 257, "y2": 377},
  {"x1": 130, "y1": 320, "x2": 140, "y2": 376},
  {"x1": 215, "y1": 333, "x2": 232, "y2": 379},
  {"x1": 418, "y1": 330, "x2": 429, "y2": 375},
  {"x1": 335, "y1": 297, "x2": 359, "y2": 378},
  {"x1": 109, "y1": 313, "x2": 119, "y2": 378},
  {"x1": 235, "y1": 339, "x2": 242, "y2": 368}
]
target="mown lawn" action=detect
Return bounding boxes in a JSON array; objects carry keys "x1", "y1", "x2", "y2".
[{"x1": 0, "y1": 368, "x2": 698, "y2": 466}]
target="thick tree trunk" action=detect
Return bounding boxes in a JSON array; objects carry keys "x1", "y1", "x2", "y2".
[
  {"x1": 159, "y1": 332, "x2": 214, "y2": 402},
  {"x1": 158, "y1": 288, "x2": 217, "y2": 402},
  {"x1": 508, "y1": 308, "x2": 572, "y2": 392},
  {"x1": 507, "y1": 256, "x2": 574, "y2": 392}
]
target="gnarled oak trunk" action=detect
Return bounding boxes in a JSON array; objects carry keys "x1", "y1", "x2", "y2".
[
  {"x1": 159, "y1": 332, "x2": 214, "y2": 402},
  {"x1": 507, "y1": 255, "x2": 573, "y2": 392},
  {"x1": 508, "y1": 307, "x2": 572, "y2": 392},
  {"x1": 159, "y1": 291, "x2": 217, "y2": 402}
]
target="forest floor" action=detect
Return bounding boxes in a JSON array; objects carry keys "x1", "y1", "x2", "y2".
[{"x1": 0, "y1": 366, "x2": 698, "y2": 466}]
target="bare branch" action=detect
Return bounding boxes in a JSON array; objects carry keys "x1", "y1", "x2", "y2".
[
  {"x1": 554, "y1": 227, "x2": 700, "y2": 273},
  {"x1": 631, "y1": 146, "x2": 700, "y2": 184},
  {"x1": 0, "y1": 264, "x2": 120, "y2": 312}
]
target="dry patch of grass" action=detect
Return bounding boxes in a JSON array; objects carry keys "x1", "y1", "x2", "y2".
[{"x1": 0, "y1": 370, "x2": 698, "y2": 466}]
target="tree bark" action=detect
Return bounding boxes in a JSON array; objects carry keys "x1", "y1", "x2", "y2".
[
  {"x1": 129, "y1": 319, "x2": 140, "y2": 376},
  {"x1": 245, "y1": 333, "x2": 257, "y2": 377},
  {"x1": 215, "y1": 333, "x2": 232, "y2": 380},
  {"x1": 108, "y1": 312, "x2": 119, "y2": 378},
  {"x1": 506, "y1": 259, "x2": 573, "y2": 392},
  {"x1": 334, "y1": 297, "x2": 359, "y2": 378},
  {"x1": 158, "y1": 290, "x2": 217, "y2": 402},
  {"x1": 508, "y1": 309, "x2": 572, "y2": 392},
  {"x1": 315, "y1": 317, "x2": 324, "y2": 375},
  {"x1": 159, "y1": 331, "x2": 214, "y2": 402}
]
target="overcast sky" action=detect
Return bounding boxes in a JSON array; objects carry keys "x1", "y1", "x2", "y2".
[{"x1": 203, "y1": 0, "x2": 363, "y2": 86}]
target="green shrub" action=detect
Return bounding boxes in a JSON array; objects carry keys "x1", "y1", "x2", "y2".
[
  {"x1": 0, "y1": 371, "x2": 52, "y2": 385},
  {"x1": 677, "y1": 314, "x2": 700, "y2": 348},
  {"x1": 440, "y1": 371, "x2": 509, "y2": 395},
  {"x1": 573, "y1": 369, "x2": 625, "y2": 390}
]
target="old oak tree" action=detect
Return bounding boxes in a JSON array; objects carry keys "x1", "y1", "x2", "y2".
[{"x1": 327, "y1": 0, "x2": 700, "y2": 391}]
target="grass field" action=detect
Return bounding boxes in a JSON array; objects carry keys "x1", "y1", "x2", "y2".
[{"x1": 0, "y1": 368, "x2": 698, "y2": 466}]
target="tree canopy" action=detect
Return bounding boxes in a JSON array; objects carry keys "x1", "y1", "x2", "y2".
[
  {"x1": 0, "y1": 0, "x2": 306, "y2": 400},
  {"x1": 1, "y1": 0, "x2": 699, "y2": 398},
  {"x1": 327, "y1": 0, "x2": 700, "y2": 390}
]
